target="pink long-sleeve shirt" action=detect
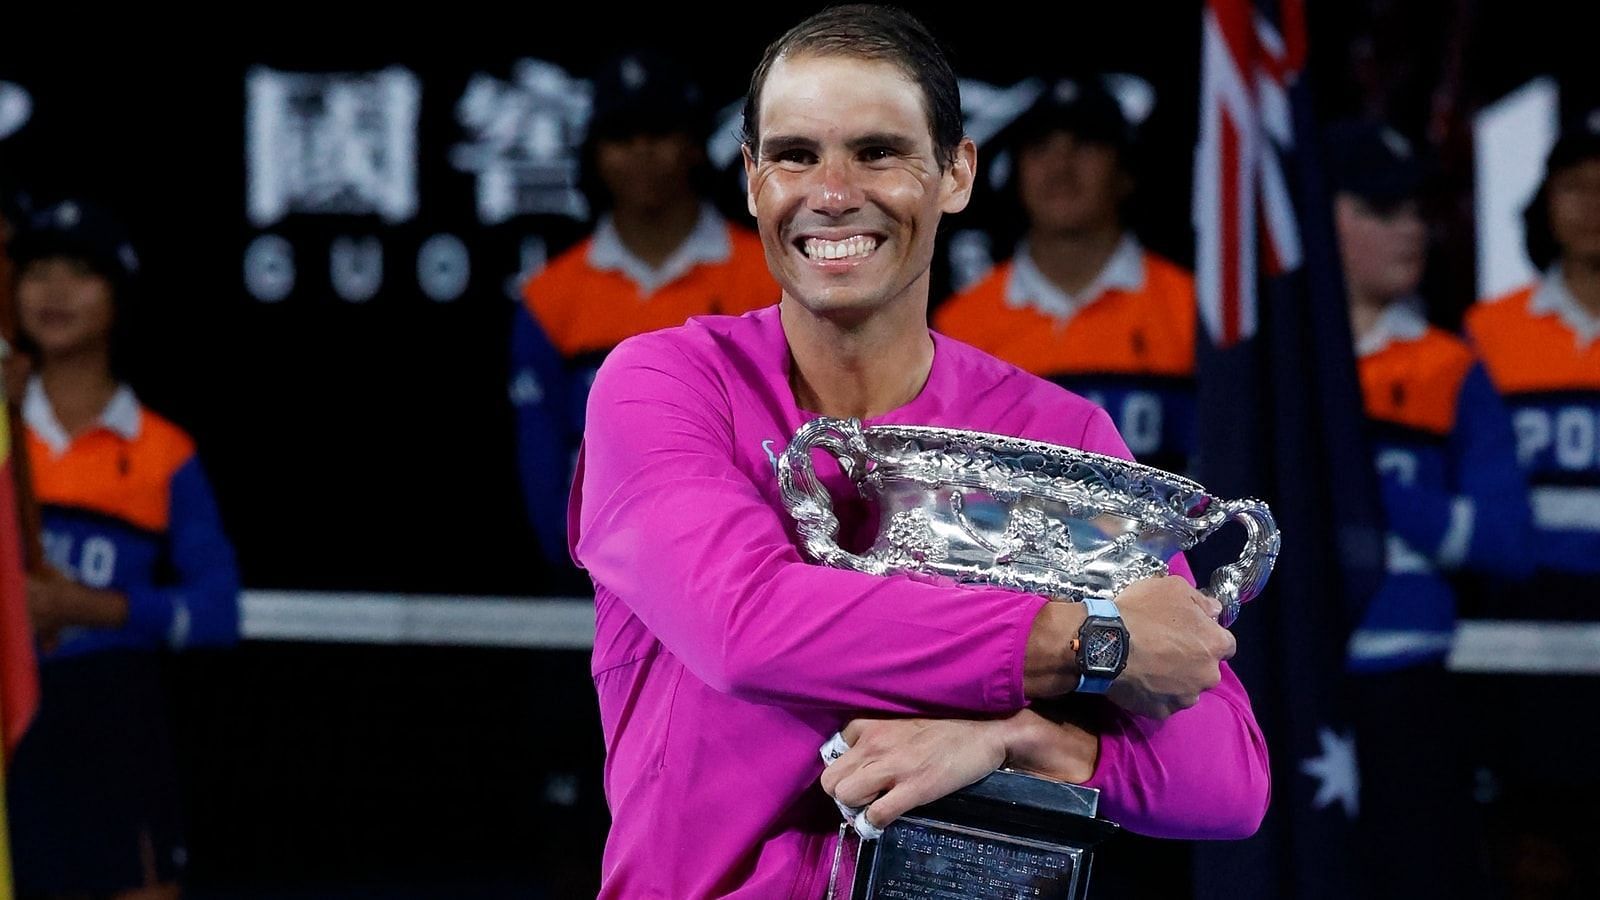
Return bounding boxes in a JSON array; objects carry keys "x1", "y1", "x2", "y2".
[{"x1": 571, "y1": 305, "x2": 1269, "y2": 899}]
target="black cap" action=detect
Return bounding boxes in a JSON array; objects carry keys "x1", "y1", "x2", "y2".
[
  {"x1": 8, "y1": 198, "x2": 139, "y2": 283},
  {"x1": 1323, "y1": 120, "x2": 1425, "y2": 208},
  {"x1": 1000, "y1": 75, "x2": 1136, "y2": 155},
  {"x1": 588, "y1": 51, "x2": 707, "y2": 143},
  {"x1": 1546, "y1": 106, "x2": 1600, "y2": 176}
]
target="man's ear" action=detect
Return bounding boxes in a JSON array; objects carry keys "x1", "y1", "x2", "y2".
[{"x1": 942, "y1": 137, "x2": 978, "y2": 215}]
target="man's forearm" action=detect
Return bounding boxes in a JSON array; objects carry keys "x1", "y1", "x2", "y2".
[{"x1": 1003, "y1": 707, "x2": 1099, "y2": 784}]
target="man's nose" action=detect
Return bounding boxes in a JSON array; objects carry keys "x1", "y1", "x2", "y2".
[{"x1": 809, "y1": 157, "x2": 864, "y2": 217}]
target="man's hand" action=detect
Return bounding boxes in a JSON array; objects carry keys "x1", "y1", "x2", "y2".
[
  {"x1": 1105, "y1": 576, "x2": 1236, "y2": 719},
  {"x1": 820, "y1": 711, "x2": 1100, "y2": 832},
  {"x1": 821, "y1": 718, "x2": 1009, "y2": 833}
]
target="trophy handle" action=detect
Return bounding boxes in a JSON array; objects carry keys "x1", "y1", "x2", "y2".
[
  {"x1": 777, "y1": 417, "x2": 890, "y2": 576},
  {"x1": 1201, "y1": 499, "x2": 1281, "y2": 628}
]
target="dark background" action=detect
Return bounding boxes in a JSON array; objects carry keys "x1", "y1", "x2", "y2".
[{"x1": 1, "y1": 2, "x2": 1591, "y2": 895}]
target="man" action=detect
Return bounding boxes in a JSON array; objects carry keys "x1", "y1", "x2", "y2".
[
  {"x1": 1327, "y1": 120, "x2": 1531, "y2": 898},
  {"x1": 934, "y1": 75, "x2": 1195, "y2": 475},
  {"x1": 510, "y1": 50, "x2": 777, "y2": 566},
  {"x1": 571, "y1": 7, "x2": 1267, "y2": 897}
]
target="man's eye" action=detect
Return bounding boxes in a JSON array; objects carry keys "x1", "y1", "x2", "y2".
[
  {"x1": 774, "y1": 149, "x2": 815, "y2": 164},
  {"x1": 862, "y1": 147, "x2": 895, "y2": 161}
]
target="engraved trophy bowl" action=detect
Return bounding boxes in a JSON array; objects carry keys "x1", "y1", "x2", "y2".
[{"x1": 779, "y1": 418, "x2": 1279, "y2": 628}]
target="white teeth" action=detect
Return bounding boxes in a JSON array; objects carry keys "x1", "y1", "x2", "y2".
[{"x1": 803, "y1": 235, "x2": 878, "y2": 260}]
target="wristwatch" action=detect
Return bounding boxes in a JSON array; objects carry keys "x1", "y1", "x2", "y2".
[{"x1": 1072, "y1": 596, "x2": 1130, "y2": 694}]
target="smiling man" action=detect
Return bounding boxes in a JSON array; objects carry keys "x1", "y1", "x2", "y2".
[{"x1": 570, "y1": 6, "x2": 1268, "y2": 897}]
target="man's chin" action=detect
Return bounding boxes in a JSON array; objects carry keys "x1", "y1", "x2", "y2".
[{"x1": 782, "y1": 292, "x2": 881, "y2": 328}]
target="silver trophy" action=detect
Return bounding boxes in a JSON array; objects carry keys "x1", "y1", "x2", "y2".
[
  {"x1": 779, "y1": 417, "x2": 1278, "y2": 627},
  {"x1": 779, "y1": 417, "x2": 1280, "y2": 899}
]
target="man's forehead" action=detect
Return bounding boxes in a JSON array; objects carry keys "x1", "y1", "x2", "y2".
[
  {"x1": 763, "y1": 54, "x2": 921, "y2": 108},
  {"x1": 760, "y1": 122, "x2": 928, "y2": 149},
  {"x1": 758, "y1": 54, "x2": 931, "y2": 140}
]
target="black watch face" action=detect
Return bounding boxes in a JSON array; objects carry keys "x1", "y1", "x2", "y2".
[{"x1": 1081, "y1": 620, "x2": 1127, "y2": 675}]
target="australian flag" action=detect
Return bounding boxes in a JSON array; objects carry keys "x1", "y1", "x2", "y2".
[{"x1": 1189, "y1": 0, "x2": 1387, "y2": 897}]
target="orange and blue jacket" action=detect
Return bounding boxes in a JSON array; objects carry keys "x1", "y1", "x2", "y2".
[
  {"x1": 24, "y1": 381, "x2": 240, "y2": 660},
  {"x1": 1348, "y1": 303, "x2": 1533, "y2": 671},
  {"x1": 933, "y1": 240, "x2": 1197, "y2": 475},
  {"x1": 1466, "y1": 277, "x2": 1600, "y2": 617},
  {"x1": 510, "y1": 209, "x2": 778, "y2": 563}
]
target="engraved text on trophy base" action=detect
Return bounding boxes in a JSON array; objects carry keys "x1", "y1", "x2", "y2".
[{"x1": 867, "y1": 819, "x2": 1081, "y2": 899}]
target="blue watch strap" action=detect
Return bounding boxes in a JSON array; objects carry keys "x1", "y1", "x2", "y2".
[
  {"x1": 1076, "y1": 597, "x2": 1124, "y2": 695},
  {"x1": 1082, "y1": 596, "x2": 1119, "y2": 620}
]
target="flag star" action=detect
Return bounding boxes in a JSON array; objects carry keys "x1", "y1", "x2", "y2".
[{"x1": 1300, "y1": 726, "x2": 1360, "y2": 819}]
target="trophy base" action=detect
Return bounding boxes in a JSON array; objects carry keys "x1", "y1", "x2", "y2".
[{"x1": 850, "y1": 769, "x2": 1119, "y2": 899}]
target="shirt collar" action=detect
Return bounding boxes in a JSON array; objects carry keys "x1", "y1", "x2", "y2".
[
  {"x1": 1356, "y1": 296, "x2": 1430, "y2": 358},
  {"x1": 587, "y1": 203, "x2": 732, "y2": 296},
  {"x1": 24, "y1": 377, "x2": 142, "y2": 455},
  {"x1": 1005, "y1": 234, "x2": 1145, "y2": 322},
  {"x1": 1529, "y1": 264, "x2": 1600, "y2": 349}
]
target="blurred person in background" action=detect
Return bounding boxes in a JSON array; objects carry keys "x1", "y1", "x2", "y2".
[
  {"x1": 4, "y1": 198, "x2": 240, "y2": 900},
  {"x1": 1465, "y1": 107, "x2": 1600, "y2": 896},
  {"x1": 1468, "y1": 110, "x2": 1600, "y2": 618},
  {"x1": 933, "y1": 75, "x2": 1196, "y2": 476},
  {"x1": 510, "y1": 50, "x2": 777, "y2": 570},
  {"x1": 1328, "y1": 120, "x2": 1532, "y2": 899}
]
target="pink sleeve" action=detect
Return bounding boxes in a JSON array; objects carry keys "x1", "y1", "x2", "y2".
[
  {"x1": 572, "y1": 336, "x2": 1048, "y2": 716},
  {"x1": 1075, "y1": 408, "x2": 1272, "y2": 839}
]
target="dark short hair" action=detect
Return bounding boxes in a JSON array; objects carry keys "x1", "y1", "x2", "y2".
[
  {"x1": 1523, "y1": 110, "x2": 1600, "y2": 271},
  {"x1": 740, "y1": 4, "x2": 965, "y2": 167}
]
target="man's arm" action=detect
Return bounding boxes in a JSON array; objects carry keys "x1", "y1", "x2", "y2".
[
  {"x1": 824, "y1": 654, "x2": 1268, "y2": 841},
  {"x1": 579, "y1": 336, "x2": 1239, "y2": 722},
  {"x1": 1027, "y1": 575, "x2": 1236, "y2": 716},
  {"x1": 826, "y1": 652, "x2": 1268, "y2": 840},
  {"x1": 1044, "y1": 407, "x2": 1269, "y2": 837},
  {"x1": 820, "y1": 409, "x2": 1271, "y2": 839},
  {"x1": 1080, "y1": 662, "x2": 1269, "y2": 838},
  {"x1": 575, "y1": 334, "x2": 1051, "y2": 716}
]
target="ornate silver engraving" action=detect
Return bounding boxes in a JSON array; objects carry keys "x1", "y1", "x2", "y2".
[{"x1": 778, "y1": 418, "x2": 1280, "y2": 625}]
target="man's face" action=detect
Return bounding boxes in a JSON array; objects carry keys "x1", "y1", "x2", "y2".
[
  {"x1": 743, "y1": 53, "x2": 974, "y2": 325},
  {"x1": 1334, "y1": 193, "x2": 1427, "y2": 303},
  {"x1": 1017, "y1": 130, "x2": 1128, "y2": 236},
  {"x1": 595, "y1": 131, "x2": 703, "y2": 216},
  {"x1": 1548, "y1": 157, "x2": 1600, "y2": 266},
  {"x1": 16, "y1": 256, "x2": 115, "y2": 358}
]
